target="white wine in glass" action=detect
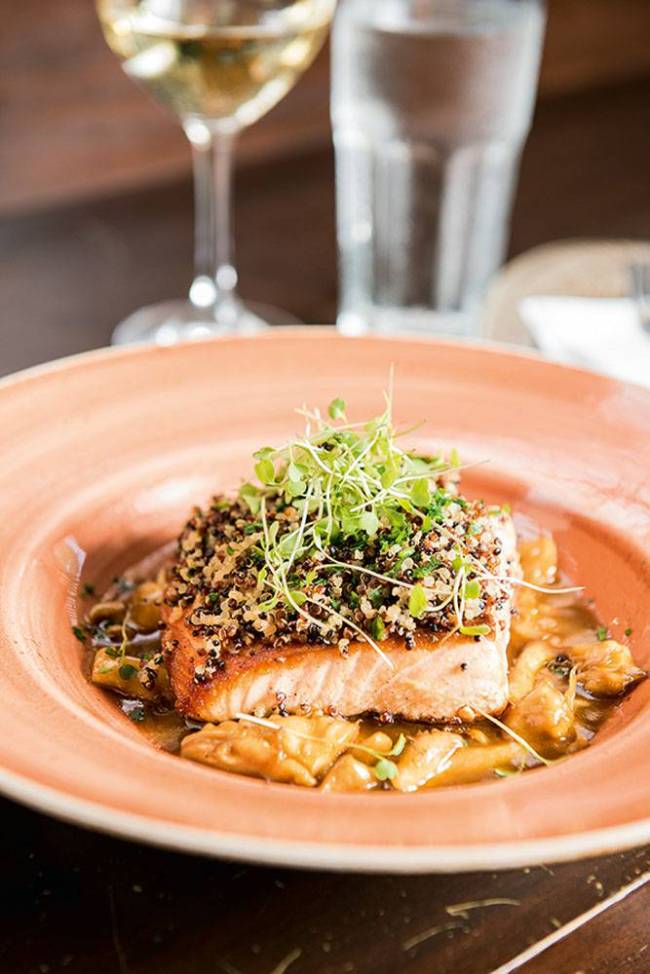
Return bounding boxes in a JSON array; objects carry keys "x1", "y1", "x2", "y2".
[{"x1": 97, "y1": 0, "x2": 335, "y2": 344}]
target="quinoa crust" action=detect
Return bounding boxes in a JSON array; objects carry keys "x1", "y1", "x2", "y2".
[{"x1": 163, "y1": 485, "x2": 513, "y2": 682}]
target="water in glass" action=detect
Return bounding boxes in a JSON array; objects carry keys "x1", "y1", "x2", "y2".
[{"x1": 332, "y1": 0, "x2": 546, "y2": 337}]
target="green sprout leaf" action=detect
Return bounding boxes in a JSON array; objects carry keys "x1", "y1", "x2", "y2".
[
  {"x1": 254, "y1": 458, "x2": 276, "y2": 485},
  {"x1": 410, "y1": 478, "x2": 431, "y2": 509},
  {"x1": 449, "y1": 447, "x2": 460, "y2": 468},
  {"x1": 408, "y1": 584, "x2": 428, "y2": 619},
  {"x1": 381, "y1": 460, "x2": 399, "y2": 489},
  {"x1": 359, "y1": 510, "x2": 380, "y2": 536},
  {"x1": 118, "y1": 663, "x2": 138, "y2": 680},
  {"x1": 253, "y1": 446, "x2": 275, "y2": 461},
  {"x1": 328, "y1": 397, "x2": 347, "y2": 421},
  {"x1": 286, "y1": 462, "x2": 303, "y2": 481},
  {"x1": 240, "y1": 482, "x2": 261, "y2": 514},
  {"x1": 71, "y1": 625, "x2": 86, "y2": 643},
  {"x1": 374, "y1": 758, "x2": 398, "y2": 781}
]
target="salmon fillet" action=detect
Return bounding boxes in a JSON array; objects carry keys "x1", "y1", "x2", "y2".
[
  {"x1": 165, "y1": 626, "x2": 510, "y2": 723},
  {"x1": 162, "y1": 512, "x2": 518, "y2": 723}
]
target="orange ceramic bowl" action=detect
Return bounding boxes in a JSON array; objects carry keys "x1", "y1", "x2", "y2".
[{"x1": 0, "y1": 329, "x2": 649, "y2": 872}]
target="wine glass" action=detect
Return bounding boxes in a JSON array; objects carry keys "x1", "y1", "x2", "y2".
[{"x1": 96, "y1": 0, "x2": 335, "y2": 344}]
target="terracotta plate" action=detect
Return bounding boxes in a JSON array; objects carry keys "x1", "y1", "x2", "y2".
[{"x1": 1, "y1": 329, "x2": 649, "y2": 873}]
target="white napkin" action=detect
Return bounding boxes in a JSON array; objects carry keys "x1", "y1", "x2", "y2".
[{"x1": 519, "y1": 295, "x2": 650, "y2": 388}]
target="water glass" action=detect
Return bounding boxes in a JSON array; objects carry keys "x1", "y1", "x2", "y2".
[{"x1": 331, "y1": 0, "x2": 546, "y2": 337}]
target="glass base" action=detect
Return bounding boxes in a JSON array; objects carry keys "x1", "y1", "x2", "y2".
[
  {"x1": 111, "y1": 298, "x2": 301, "y2": 346},
  {"x1": 336, "y1": 306, "x2": 482, "y2": 340}
]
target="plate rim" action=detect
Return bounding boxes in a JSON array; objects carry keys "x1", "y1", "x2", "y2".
[
  {"x1": 2, "y1": 328, "x2": 650, "y2": 872},
  {"x1": 4, "y1": 324, "x2": 648, "y2": 399},
  {"x1": 2, "y1": 760, "x2": 649, "y2": 873}
]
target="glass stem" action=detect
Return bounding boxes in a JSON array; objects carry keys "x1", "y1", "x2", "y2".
[{"x1": 186, "y1": 121, "x2": 239, "y2": 321}]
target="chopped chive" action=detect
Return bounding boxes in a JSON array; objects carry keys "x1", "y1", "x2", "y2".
[
  {"x1": 464, "y1": 579, "x2": 480, "y2": 599},
  {"x1": 459, "y1": 624, "x2": 490, "y2": 637},
  {"x1": 370, "y1": 616, "x2": 386, "y2": 641}
]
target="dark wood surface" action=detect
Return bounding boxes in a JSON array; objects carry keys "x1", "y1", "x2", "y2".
[{"x1": 1, "y1": 72, "x2": 650, "y2": 974}]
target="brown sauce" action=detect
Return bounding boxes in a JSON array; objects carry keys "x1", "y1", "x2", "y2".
[{"x1": 81, "y1": 534, "x2": 644, "y2": 792}]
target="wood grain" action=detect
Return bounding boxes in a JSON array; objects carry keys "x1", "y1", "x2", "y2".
[{"x1": 0, "y1": 793, "x2": 648, "y2": 974}]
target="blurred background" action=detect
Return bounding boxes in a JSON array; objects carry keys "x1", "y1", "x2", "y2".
[{"x1": 2, "y1": 0, "x2": 650, "y2": 372}]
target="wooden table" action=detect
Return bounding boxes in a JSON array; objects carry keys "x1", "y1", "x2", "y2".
[{"x1": 1, "y1": 77, "x2": 650, "y2": 974}]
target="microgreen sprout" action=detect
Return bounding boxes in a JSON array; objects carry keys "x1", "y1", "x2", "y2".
[
  {"x1": 195, "y1": 386, "x2": 587, "y2": 664},
  {"x1": 237, "y1": 388, "x2": 464, "y2": 663}
]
